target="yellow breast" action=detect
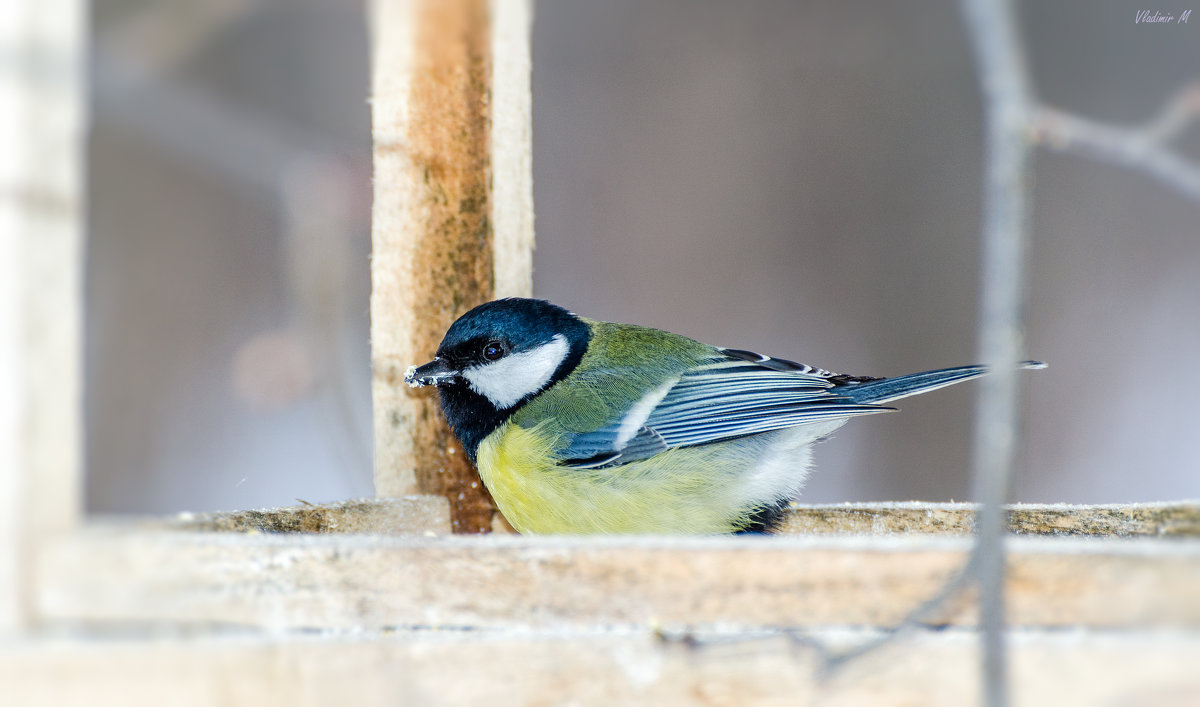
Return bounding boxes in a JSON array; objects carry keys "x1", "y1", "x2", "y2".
[{"x1": 476, "y1": 421, "x2": 761, "y2": 534}]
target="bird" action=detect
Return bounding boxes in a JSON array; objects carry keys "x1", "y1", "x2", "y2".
[{"x1": 404, "y1": 298, "x2": 1044, "y2": 535}]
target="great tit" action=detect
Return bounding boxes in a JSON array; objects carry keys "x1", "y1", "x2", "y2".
[{"x1": 405, "y1": 298, "x2": 1043, "y2": 535}]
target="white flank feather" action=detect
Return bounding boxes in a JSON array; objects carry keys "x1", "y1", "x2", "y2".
[
  {"x1": 614, "y1": 379, "x2": 677, "y2": 449},
  {"x1": 735, "y1": 419, "x2": 849, "y2": 508}
]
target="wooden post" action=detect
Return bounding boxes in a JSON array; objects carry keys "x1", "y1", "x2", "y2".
[
  {"x1": 369, "y1": 0, "x2": 534, "y2": 532},
  {"x1": 0, "y1": 0, "x2": 86, "y2": 631}
]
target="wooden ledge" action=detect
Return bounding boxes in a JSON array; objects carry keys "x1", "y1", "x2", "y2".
[
  {"x1": 164, "y1": 496, "x2": 451, "y2": 535},
  {"x1": 778, "y1": 500, "x2": 1200, "y2": 536},
  {"x1": 149, "y1": 498, "x2": 1200, "y2": 538},
  {"x1": 35, "y1": 528, "x2": 1200, "y2": 631}
]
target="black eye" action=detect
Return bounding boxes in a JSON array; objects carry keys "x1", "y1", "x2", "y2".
[{"x1": 482, "y1": 341, "x2": 505, "y2": 361}]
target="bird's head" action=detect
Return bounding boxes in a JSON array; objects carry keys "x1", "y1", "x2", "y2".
[{"x1": 405, "y1": 298, "x2": 591, "y2": 456}]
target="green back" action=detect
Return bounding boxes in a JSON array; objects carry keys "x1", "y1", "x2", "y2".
[{"x1": 510, "y1": 320, "x2": 715, "y2": 435}]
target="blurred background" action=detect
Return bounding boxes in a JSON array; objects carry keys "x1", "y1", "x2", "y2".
[{"x1": 86, "y1": 0, "x2": 1200, "y2": 515}]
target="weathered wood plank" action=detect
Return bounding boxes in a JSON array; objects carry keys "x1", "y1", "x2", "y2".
[
  {"x1": 778, "y1": 500, "x2": 1200, "y2": 537},
  {"x1": 4, "y1": 630, "x2": 1200, "y2": 707},
  {"x1": 369, "y1": 0, "x2": 534, "y2": 533},
  {"x1": 163, "y1": 496, "x2": 451, "y2": 535},
  {"x1": 159, "y1": 498, "x2": 1200, "y2": 538},
  {"x1": 489, "y1": 0, "x2": 535, "y2": 300},
  {"x1": 35, "y1": 530, "x2": 1200, "y2": 631},
  {"x1": 0, "y1": 0, "x2": 86, "y2": 633}
]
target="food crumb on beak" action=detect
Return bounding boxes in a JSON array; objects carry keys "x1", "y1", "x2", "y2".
[{"x1": 404, "y1": 364, "x2": 420, "y2": 388}]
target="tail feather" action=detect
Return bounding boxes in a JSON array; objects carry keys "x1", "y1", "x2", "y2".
[{"x1": 841, "y1": 360, "x2": 1046, "y2": 404}]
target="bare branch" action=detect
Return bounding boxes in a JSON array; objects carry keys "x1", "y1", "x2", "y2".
[
  {"x1": 1031, "y1": 98, "x2": 1200, "y2": 202},
  {"x1": 957, "y1": 1, "x2": 1036, "y2": 705},
  {"x1": 1142, "y1": 83, "x2": 1200, "y2": 144},
  {"x1": 786, "y1": 12, "x2": 1200, "y2": 704},
  {"x1": 591, "y1": 15, "x2": 1200, "y2": 706}
]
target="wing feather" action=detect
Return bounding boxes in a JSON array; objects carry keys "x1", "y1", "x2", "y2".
[{"x1": 560, "y1": 353, "x2": 892, "y2": 468}]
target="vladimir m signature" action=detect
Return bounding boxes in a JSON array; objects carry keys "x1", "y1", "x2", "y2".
[{"x1": 1135, "y1": 9, "x2": 1192, "y2": 23}]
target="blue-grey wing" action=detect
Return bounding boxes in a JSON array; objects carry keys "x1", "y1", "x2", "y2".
[{"x1": 559, "y1": 352, "x2": 891, "y2": 468}]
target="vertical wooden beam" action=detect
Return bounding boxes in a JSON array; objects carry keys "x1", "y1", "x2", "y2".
[
  {"x1": 369, "y1": 0, "x2": 534, "y2": 533},
  {"x1": 490, "y1": 0, "x2": 535, "y2": 299},
  {"x1": 0, "y1": 0, "x2": 86, "y2": 631}
]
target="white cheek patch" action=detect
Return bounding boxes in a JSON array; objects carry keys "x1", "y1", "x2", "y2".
[{"x1": 462, "y1": 334, "x2": 570, "y2": 409}]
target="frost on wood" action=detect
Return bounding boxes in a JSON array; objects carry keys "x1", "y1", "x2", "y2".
[
  {"x1": 164, "y1": 496, "x2": 451, "y2": 535},
  {"x1": 778, "y1": 501, "x2": 1200, "y2": 537},
  {"x1": 148, "y1": 499, "x2": 1200, "y2": 538}
]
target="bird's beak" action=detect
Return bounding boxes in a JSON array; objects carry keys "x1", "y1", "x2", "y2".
[{"x1": 404, "y1": 357, "x2": 459, "y2": 388}]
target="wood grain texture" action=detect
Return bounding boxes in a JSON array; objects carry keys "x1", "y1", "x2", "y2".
[
  {"x1": 163, "y1": 496, "x2": 451, "y2": 535},
  {"x1": 5, "y1": 631, "x2": 1200, "y2": 707},
  {"x1": 490, "y1": 0, "x2": 535, "y2": 299},
  {"x1": 164, "y1": 498, "x2": 1200, "y2": 538},
  {"x1": 35, "y1": 530, "x2": 1200, "y2": 631},
  {"x1": 777, "y1": 501, "x2": 1200, "y2": 537},
  {"x1": 370, "y1": 0, "x2": 533, "y2": 532}
]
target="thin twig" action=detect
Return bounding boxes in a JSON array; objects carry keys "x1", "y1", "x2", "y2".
[
  {"x1": 958, "y1": 1, "x2": 1034, "y2": 705},
  {"x1": 655, "y1": 550, "x2": 982, "y2": 676},
  {"x1": 671, "y1": 16, "x2": 1200, "y2": 704},
  {"x1": 1031, "y1": 99, "x2": 1200, "y2": 202},
  {"x1": 818, "y1": 552, "x2": 980, "y2": 674},
  {"x1": 810, "y1": 10, "x2": 1200, "y2": 700},
  {"x1": 1140, "y1": 83, "x2": 1200, "y2": 144}
]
